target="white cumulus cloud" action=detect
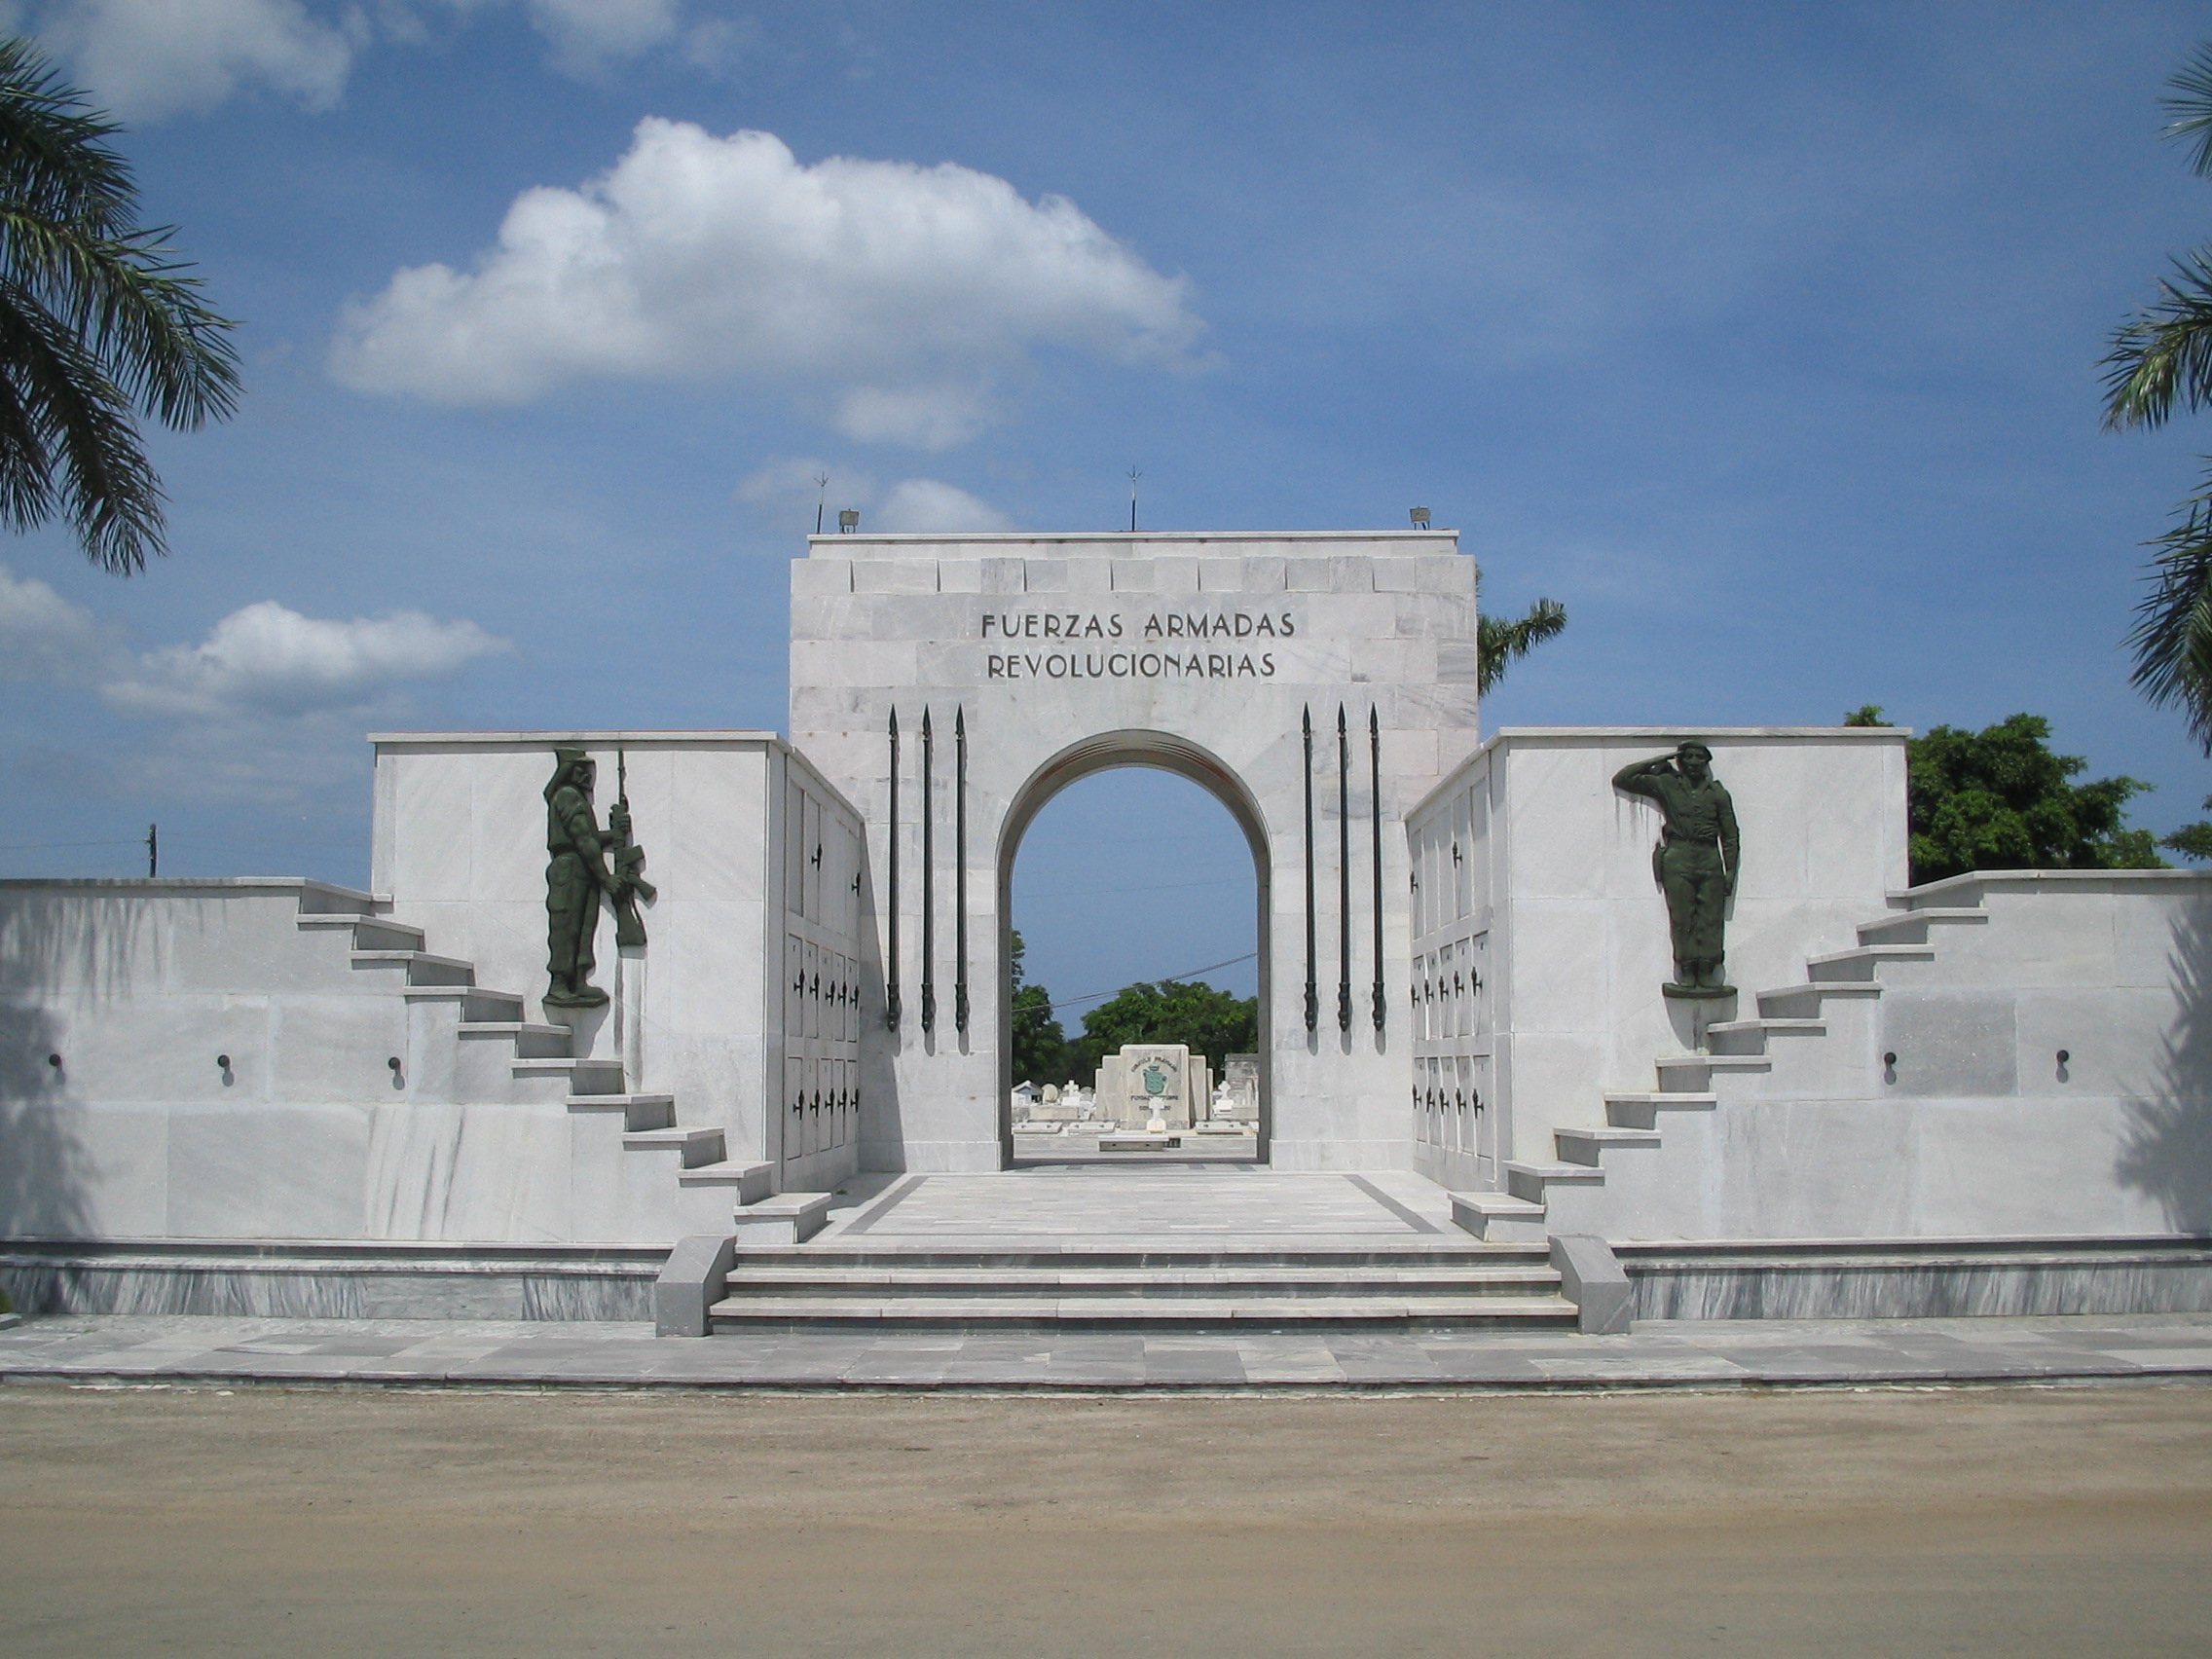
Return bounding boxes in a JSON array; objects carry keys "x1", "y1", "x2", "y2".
[
  {"x1": 875, "y1": 479, "x2": 1013, "y2": 534},
  {"x1": 735, "y1": 460, "x2": 1012, "y2": 535},
  {"x1": 40, "y1": 0, "x2": 360, "y2": 120},
  {"x1": 522, "y1": 0, "x2": 679, "y2": 75},
  {"x1": 329, "y1": 120, "x2": 1205, "y2": 448},
  {"x1": 0, "y1": 564, "x2": 113, "y2": 682},
  {"x1": 101, "y1": 600, "x2": 509, "y2": 719}
]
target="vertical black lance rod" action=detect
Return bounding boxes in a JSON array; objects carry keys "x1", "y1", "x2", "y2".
[
  {"x1": 1337, "y1": 703, "x2": 1352, "y2": 1034},
  {"x1": 1370, "y1": 705, "x2": 1386, "y2": 1032},
  {"x1": 885, "y1": 709, "x2": 901, "y2": 1030},
  {"x1": 1302, "y1": 706, "x2": 1317, "y2": 1034},
  {"x1": 920, "y1": 706, "x2": 937, "y2": 1033},
  {"x1": 954, "y1": 706, "x2": 970, "y2": 1035}
]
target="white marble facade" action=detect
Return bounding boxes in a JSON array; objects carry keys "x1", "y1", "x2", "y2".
[
  {"x1": 792, "y1": 530, "x2": 1475, "y2": 1171},
  {"x1": 371, "y1": 731, "x2": 865, "y2": 1195},
  {"x1": 6, "y1": 528, "x2": 2212, "y2": 1251},
  {"x1": 1404, "y1": 727, "x2": 1910, "y2": 1191}
]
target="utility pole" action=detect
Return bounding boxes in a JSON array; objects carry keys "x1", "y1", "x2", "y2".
[
  {"x1": 1127, "y1": 465, "x2": 1141, "y2": 533},
  {"x1": 146, "y1": 823, "x2": 157, "y2": 877},
  {"x1": 814, "y1": 472, "x2": 829, "y2": 535}
]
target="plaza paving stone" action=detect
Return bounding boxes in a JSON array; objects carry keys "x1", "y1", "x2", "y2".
[{"x1": 7, "y1": 1309, "x2": 2212, "y2": 1389}]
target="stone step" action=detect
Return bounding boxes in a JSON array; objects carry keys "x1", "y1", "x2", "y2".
[
  {"x1": 622, "y1": 1125, "x2": 726, "y2": 1167},
  {"x1": 734, "y1": 1241, "x2": 1552, "y2": 1268},
  {"x1": 1448, "y1": 1192, "x2": 1548, "y2": 1241},
  {"x1": 351, "y1": 949, "x2": 475, "y2": 986},
  {"x1": 564, "y1": 1092, "x2": 675, "y2": 1130},
  {"x1": 298, "y1": 914, "x2": 425, "y2": 951},
  {"x1": 1857, "y1": 906, "x2": 1987, "y2": 944},
  {"x1": 1755, "y1": 981, "x2": 1884, "y2": 1018},
  {"x1": 458, "y1": 1020, "x2": 572, "y2": 1057},
  {"x1": 705, "y1": 1293, "x2": 1582, "y2": 1333},
  {"x1": 1653, "y1": 1053, "x2": 1772, "y2": 1087},
  {"x1": 677, "y1": 1161, "x2": 775, "y2": 1206},
  {"x1": 1705, "y1": 1016, "x2": 1826, "y2": 1054},
  {"x1": 719, "y1": 1264, "x2": 1567, "y2": 1297},
  {"x1": 731, "y1": 1192, "x2": 835, "y2": 1244},
  {"x1": 1554, "y1": 1126, "x2": 1664, "y2": 1166},
  {"x1": 401, "y1": 985, "x2": 528, "y2": 1021},
  {"x1": 1504, "y1": 1161, "x2": 1605, "y2": 1203},
  {"x1": 1807, "y1": 943, "x2": 1936, "y2": 982},
  {"x1": 1604, "y1": 1090, "x2": 1715, "y2": 1129},
  {"x1": 515, "y1": 1056, "x2": 625, "y2": 1093}
]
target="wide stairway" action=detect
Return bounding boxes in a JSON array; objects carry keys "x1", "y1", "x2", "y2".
[{"x1": 703, "y1": 1168, "x2": 1580, "y2": 1333}]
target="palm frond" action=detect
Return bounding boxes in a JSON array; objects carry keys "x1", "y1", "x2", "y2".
[
  {"x1": 2164, "y1": 41, "x2": 2212, "y2": 177},
  {"x1": 2126, "y1": 467, "x2": 2212, "y2": 755},
  {"x1": 1476, "y1": 598, "x2": 1567, "y2": 696},
  {"x1": 0, "y1": 276, "x2": 166, "y2": 572},
  {"x1": 0, "y1": 35, "x2": 239, "y2": 571},
  {"x1": 2102, "y1": 247, "x2": 2212, "y2": 429}
]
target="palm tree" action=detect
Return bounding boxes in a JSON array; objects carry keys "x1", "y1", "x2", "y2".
[
  {"x1": 0, "y1": 37, "x2": 239, "y2": 574},
  {"x1": 1476, "y1": 596, "x2": 1567, "y2": 695},
  {"x1": 2103, "y1": 43, "x2": 2212, "y2": 751}
]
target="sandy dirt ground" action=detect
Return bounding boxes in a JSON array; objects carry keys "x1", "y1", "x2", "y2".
[{"x1": 2, "y1": 1381, "x2": 2208, "y2": 1657}]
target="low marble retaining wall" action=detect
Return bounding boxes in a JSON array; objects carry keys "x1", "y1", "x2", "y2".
[
  {"x1": 1620, "y1": 1235, "x2": 2212, "y2": 1320},
  {"x1": 0, "y1": 1238, "x2": 667, "y2": 1321}
]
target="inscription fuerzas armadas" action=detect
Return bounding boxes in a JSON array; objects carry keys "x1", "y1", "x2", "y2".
[{"x1": 981, "y1": 608, "x2": 1293, "y2": 681}]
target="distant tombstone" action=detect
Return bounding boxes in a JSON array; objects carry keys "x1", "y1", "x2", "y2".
[
  {"x1": 1112, "y1": 1044, "x2": 1191, "y2": 1128},
  {"x1": 1218, "y1": 1053, "x2": 1261, "y2": 1122}
]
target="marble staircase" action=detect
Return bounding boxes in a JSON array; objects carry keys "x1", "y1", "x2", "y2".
[
  {"x1": 705, "y1": 1240, "x2": 1579, "y2": 1333},
  {"x1": 1454, "y1": 890, "x2": 1992, "y2": 1243},
  {"x1": 294, "y1": 889, "x2": 783, "y2": 1240}
]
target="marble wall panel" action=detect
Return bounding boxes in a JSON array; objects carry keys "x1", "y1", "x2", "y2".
[
  {"x1": 2112, "y1": 887, "x2": 2212, "y2": 986},
  {"x1": 269, "y1": 995, "x2": 411, "y2": 1103},
  {"x1": 791, "y1": 558, "x2": 852, "y2": 596},
  {"x1": 852, "y1": 561, "x2": 939, "y2": 594},
  {"x1": 168, "y1": 1102, "x2": 370, "y2": 1238},
  {"x1": 362, "y1": 1102, "x2": 571, "y2": 1240},
  {"x1": 0, "y1": 1100, "x2": 168, "y2": 1235},
  {"x1": 1879, "y1": 992, "x2": 2020, "y2": 1096},
  {"x1": 2014, "y1": 987, "x2": 2178, "y2": 1099}
]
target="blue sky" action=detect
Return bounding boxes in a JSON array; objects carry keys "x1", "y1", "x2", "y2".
[{"x1": 4, "y1": 1, "x2": 2212, "y2": 1012}]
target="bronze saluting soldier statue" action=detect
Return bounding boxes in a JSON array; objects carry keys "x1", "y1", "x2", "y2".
[{"x1": 1613, "y1": 741, "x2": 1740, "y2": 998}]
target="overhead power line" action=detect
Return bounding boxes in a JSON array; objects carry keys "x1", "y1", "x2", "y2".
[{"x1": 1014, "y1": 949, "x2": 1260, "y2": 1020}]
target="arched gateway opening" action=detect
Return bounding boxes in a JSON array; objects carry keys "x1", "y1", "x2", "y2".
[{"x1": 997, "y1": 731, "x2": 1272, "y2": 1167}]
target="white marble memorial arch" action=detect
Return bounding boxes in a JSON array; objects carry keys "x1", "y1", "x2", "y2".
[
  {"x1": 790, "y1": 530, "x2": 1482, "y2": 1174},
  {"x1": 996, "y1": 726, "x2": 1275, "y2": 1160}
]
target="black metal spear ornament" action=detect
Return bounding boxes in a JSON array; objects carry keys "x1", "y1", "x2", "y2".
[
  {"x1": 1371, "y1": 706, "x2": 1386, "y2": 1033},
  {"x1": 954, "y1": 706, "x2": 969, "y2": 1035},
  {"x1": 920, "y1": 706, "x2": 936, "y2": 1034},
  {"x1": 1338, "y1": 703, "x2": 1352, "y2": 1034},
  {"x1": 1303, "y1": 705, "x2": 1318, "y2": 1034},
  {"x1": 886, "y1": 708, "x2": 901, "y2": 1031}
]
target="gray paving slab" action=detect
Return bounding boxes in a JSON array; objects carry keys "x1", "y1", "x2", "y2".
[{"x1": 6, "y1": 1310, "x2": 2212, "y2": 1389}]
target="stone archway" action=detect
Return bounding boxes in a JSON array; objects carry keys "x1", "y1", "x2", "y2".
[
  {"x1": 788, "y1": 529, "x2": 1480, "y2": 1175},
  {"x1": 995, "y1": 729, "x2": 1273, "y2": 1165}
]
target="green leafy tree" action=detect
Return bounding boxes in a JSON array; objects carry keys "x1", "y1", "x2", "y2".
[
  {"x1": 2102, "y1": 41, "x2": 2212, "y2": 750},
  {"x1": 1851, "y1": 706, "x2": 2166, "y2": 883},
  {"x1": 0, "y1": 38, "x2": 240, "y2": 573},
  {"x1": 1476, "y1": 597, "x2": 1567, "y2": 695},
  {"x1": 2160, "y1": 797, "x2": 2212, "y2": 861},
  {"x1": 1007, "y1": 931, "x2": 1077, "y2": 1085},
  {"x1": 1076, "y1": 978, "x2": 1258, "y2": 1080}
]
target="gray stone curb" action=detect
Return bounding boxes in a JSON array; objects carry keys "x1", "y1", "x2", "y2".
[{"x1": 8, "y1": 1309, "x2": 2212, "y2": 1393}]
